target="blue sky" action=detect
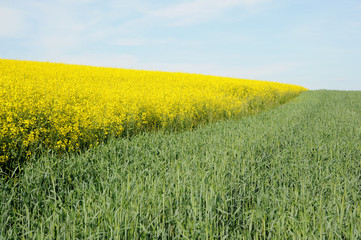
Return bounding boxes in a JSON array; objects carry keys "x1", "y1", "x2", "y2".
[{"x1": 1, "y1": 0, "x2": 360, "y2": 90}]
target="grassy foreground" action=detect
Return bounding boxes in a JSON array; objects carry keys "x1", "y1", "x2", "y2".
[{"x1": 1, "y1": 90, "x2": 361, "y2": 239}]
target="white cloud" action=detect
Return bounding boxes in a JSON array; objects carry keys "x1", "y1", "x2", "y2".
[
  {"x1": 66, "y1": 54, "x2": 139, "y2": 69},
  {"x1": 58, "y1": 0, "x2": 98, "y2": 3},
  {"x1": 36, "y1": 35, "x2": 82, "y2": 54},
  {"x1": 18, "y1": 1, "x2": 98, "y2": 55},
  {"x1": 237, "y1": 62, "x2": 300, "y2": 79},
  {"x1": 0, "y1": 7, "x2": 25, "y2": 37},
  {"x1": 30, "y1": 2, "x2": 89, "y2": 33},
  {"x1": 147, "y1": 0, "x2": 271, "y2": 25},
  {"x1": 111, "y1": 39, "x2": 147, "y2": 46},
  {"x1": 137, "y1": 61, "x2": 299, "y2": 81},
  {"x1": 34, "y1": 52, "x2": 297, "y2": 81},
  {"x1": 110, "y1": 37, "x2": 174, "y2": 46},
  {"x1": 34, "y1": 53, "x2": 139, "y2": 69}
]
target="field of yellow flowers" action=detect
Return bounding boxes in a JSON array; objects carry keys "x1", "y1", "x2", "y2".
[{"x1": 0, "y1": 59, "x2": 307, "y2": 164}]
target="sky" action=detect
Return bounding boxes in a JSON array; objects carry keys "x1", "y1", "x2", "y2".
[{"x1": 0, "y1": 0, "x2": 360, "y2": 90}]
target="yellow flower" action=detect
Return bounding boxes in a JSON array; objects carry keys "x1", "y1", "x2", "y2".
[
  {"x1": 0, "y1": 58, "x2": 307, "y2": 162},
  {"x1": 0, "y1": 155, "x2": 9, "y2": 163}
]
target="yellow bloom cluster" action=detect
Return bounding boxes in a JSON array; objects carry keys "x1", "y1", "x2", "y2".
[{"x1": 0, "y1": 59, "x2": 307, "y2": 163}]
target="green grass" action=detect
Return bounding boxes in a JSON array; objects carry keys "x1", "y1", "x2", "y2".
[{"x1": 1, "y1": 90, "x2": 361, "y2": 239}]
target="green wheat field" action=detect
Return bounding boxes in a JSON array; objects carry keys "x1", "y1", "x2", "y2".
[{"x1": 1, "y1": 90, "x2": 361, "y2": 239}]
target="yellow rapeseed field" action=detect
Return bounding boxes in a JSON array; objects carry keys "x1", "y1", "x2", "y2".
[{"x1": 0, "y1": 59, "x2": 307, "y2": 163}]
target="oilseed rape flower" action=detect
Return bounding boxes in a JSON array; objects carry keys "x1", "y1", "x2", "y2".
[{"x1": 0, "y1": 59, "x2": 307, "y2": 164}]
